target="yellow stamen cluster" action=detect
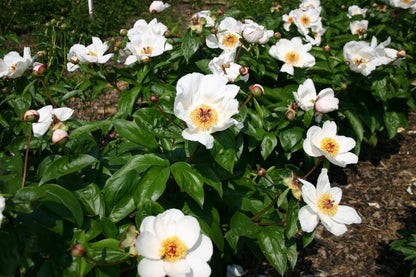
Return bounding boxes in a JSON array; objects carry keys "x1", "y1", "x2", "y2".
[
  {"x1": 86, "y1": 51, "x2": 98, "y2": 57},
  {"x1": 284, "y1": 51, "x2": 300, "y2": 64},
  {"x1": 317, "y1": 193, "x2": 338, "y2": 216},
  {"x1": 300, "y1": 14, "x2": 311, "y2": 26},
  {"x1": 287, "y1": 17, "x2": 294, "y2": 23},
  {"x1": 158, "y1": 236, "x2": 187, "y2": 262},
  {"x1": 190, "y1": 104, "x2": 219, "y2": 131},
  {"x1": 222, "y1": 33, "x2": 239, "y2": 48},
  {"x1": 353, "y1": 57, "x2": 369, "y2": 66},
  {"x1": 141, "y1": 46, "x2": 154, "y2": 55},
  {"x1": 403, "y1": 0, "x2": 411, "y2": 3},
  {"x1": 320, "y1": 137, "x2": 340, "y2": 157},
  {"x1": 8, "y1": 64, "x2": 17, "y2": 72}
]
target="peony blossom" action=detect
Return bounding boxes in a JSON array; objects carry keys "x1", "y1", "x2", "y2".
[
  {"x1": 174, "y1": 73, "x2": 243, "y2": 149},
  {"x1": 124, "y1": 34, "x2": 172, "y2": 65},
  {"x1": 350, "y1": 20, "x2": 369, "y2": 38},
  {"x1": 385, "y1": 0, "x2": 416, "y2": 11},
  {"x1": 303, "y1": 121, "x2": 358, "y2": 167},
  {"x1": 66, "y1": 37, "x2": 113, "y2": 72},
  {"x1": 208, "y1": 51, "x2": 249, "y2": 82},
  {"x1": 347, "y1": 5, "x2": 368, "y2": 18},
  {"x1": 300, "y1": 0, "x2": 322, "y2": 12},
  {"x1": 135, "y1": 209, "x2": 213, "y2": 277},
  {"x1": 283, "y1": 10, "x2": 296, "y2": 32},
  {"x1": 206, "y1": 17, "x2": 244, "y2": 52},
  {"x1": 292, "y1": 6, "x2": 322, "y2": 36},
  {"x1": 193, "y1": 10, "x2": 216, "y2": 27},
  {"x1": 293, "y1": 79, "x2": 338, "y2": 113},
  {"x1": 149, "y1": 1, "x2": 170, "y2": 13},
  {"x1": 269, "y1": 37, "x2": 316, "y2": 75},
  {"x1": 32, "y1": 105, "x2": 74, "y2": 137},
  {"x1": 242, "y1": 20, "x2": 273, "y2": 45},
  {"x1": 0, "y1": 47, "x2": 34, "y2": 78},
  {"x1": 127, "y1": 18, "x2": 169, "y2": 41},
  {"x1": 298, "y1": 168, "x2": 362, "y2": 236},
  {"x1": 0, "y1": 195, "x2": 5, "y2": 227}
]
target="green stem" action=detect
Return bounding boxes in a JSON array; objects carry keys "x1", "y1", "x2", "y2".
[
  {"x1": 85, "y1": 255, "x2": 129, "y2": 266},
  {"x1": 155, "y1": 102, "x2": 184, "y2": 130},
  {"x1": 303, "y1": 156, "x2": 325, "y2": 179},
  {"x1": 187, "y1": 144, "x2": 201, "y2": 164},
  {"x1": 250, "y1": 193, "x2": 280, "y2": 221},
  {"x1": 40, "y1": 78, "x2": 57, "y2": 108},
  {"x1": 238, "y1": 92, "x2": 252, "y2": 111},
  {"x1": 21, "y1": 130, "x2": 32, "y2": 188}
]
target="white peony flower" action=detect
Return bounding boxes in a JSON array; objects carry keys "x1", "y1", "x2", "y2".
[
  {"x1": 206, "y1": 17, "x2": 244, "y2": 52},
  {"x1": 208, "y1": 51, "x2": 248, "y2": 82},
  {"x1": 343, "y1": 40, "x2": 380, "y2": 76},
  {"x1": 350, "y1": 20, "x2": 369, "y2": 38},
  {"x1": 347, "y1": 5, "x2": 368, "y2": 18},
  {"x1": 283, "y1": 10, "x2": 296, "y2": 32},
  {"x1": 0, "y1": 195, "x2": 5, "y2": 227},
  {"x1": 0, "y1": 47, "x2": 34, "y2": 78},
  {"x1": 269, "y1": 37, "x2": 316, "y2": 75},
  {"x1": 174, "y1": 73, "x2": 243, "y2": 149},
  {"x1": 66, "y1": 37, "x2": 113, "y2": 72},
  {"x1": 124, "y1": 33, "x2": 173, "y2": 65},
  {"x1": 194, "y1": 10, "x2": 216, "y2": 27},
  {"x1": 127, "y1": 18, "x2": 168, "y2": 41},
  {"x1": 242, "y1": 20, "x2": 273, "y2": 45},
  {"x1": 385, "y1": 0, "x2": 416, "y2": 10},
  {"x1": 300, "y1": 0, "x2": 322, "y2": 12},
  {"x1": 304, "y1": 22, "x2": 326, "y2": 46},
  {"x1": 226, "y1": 264, "x2": 248, "y2": 277},
  {"x1": 135, "y1": 209, "x2": 213, "y2": 277},
  {"x1": 298, "y1": 168, "x2": 362, "y2": 236},
  {"x1": 149, "y1": 1, "x2": 170, "y2": 13},
  {"x1": 303, "y1": 121, "x2": 358, "y2": 167},
  {"x1": 293, "y1": 79, "x2": 338, "y2": 113},
  {"x1": 292, "y1": 7, "x2": 322, "y2": 36},
  {"x1": 32, "y1": 105, "x2": 74, "y2": 137}
]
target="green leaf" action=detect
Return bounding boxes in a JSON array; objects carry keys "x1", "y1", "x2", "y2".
[
  {"x1": 117, "y1": 86, "x2": 141, "y2": 117},
  {"x1": 133, "y1": 166, "x2": 169, "y2": 209},
  {"x1": 88, "y1": 239, "x2": 129, "y2": 263},
  {"x1": 39, "y1": 154, "x2": 98, "y2": 185},
  {"x1": 107, "y1": 195, "x2": 136, "y2": 223},
  {"x1": 229, "y1": 212, "x2": 261, "y2": 238},
  {"x1": 41, "y1": 184, "x2": 84, "y2": 227},
  {"x1": 13, "y1": 186, "x2": 47, "y2": 203},
  {"x1": 285, "y1": 199, "x2": 299, "y2": 238},
  {"x1": 170, "y1": 162, "x2": 205, "y2": 207},
  {"x1": 101, "y1": 217, "x2": 119, "y2": 239},
  {"x1": 261, "y1": 133, "x2": 278, "y2": 160},
  {"x1": 182, "y1": 30, "x2": 200, "y2": 60},
  {"x1": 211, "y1": 130, "x2": 236, "y2": 173},
  {"x1": 302, "y1": 229, "x2": 316, "y2": 248},
  {"x1": 194, "y1": 59, "x2": 211, "y2": 74},
  {"x1": 383, "y1": 110, "x2": 401, "y2": 139},
  {"x1": 70, "y1": 120, "x2": 113, "y2": 139},
  {"x1": 258, "y1": 226, "x2": 288, "y2": 276},
  {"x1": 75, "y1": 183, "x2": 105, "y2": 217},
  {"x1": 344, "y1": 110, "x2": 364, "y2": 142},
  {"x1": 279, "y1": 127, "x2": 304, "y2": 152},
  {"x1": 113, "y1": 119, "x2": 158, "y2": 149}
]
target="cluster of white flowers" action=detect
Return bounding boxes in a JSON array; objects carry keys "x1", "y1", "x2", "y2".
[
  {"x1": 347, "y1": 5, "x2": 369, "y2": 39},
  {"x1": 32, "y1": 105, "x2": 73, "y2": 138},
  {"x1": 282, "y1": 0, "x2": 326, "y2": 45},
  {"x1": 0, "y1": 47, "x2": 36, "y2": 78},
  {"x1": 66, "y1": 37, "x2": 113, "y2": 72},
  {"x1": 343, "y1": 36, "x2": 400, "y2": 76}
]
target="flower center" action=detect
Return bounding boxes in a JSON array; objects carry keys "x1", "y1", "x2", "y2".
[
  {"x1": 284, "y1": 51, "x2": 300, "y2": 64},
  {"x1": 190, "y1": 104, "x2": 219, "y2": 131},
  {"x1": 403, "y1": 0, "x2": 411, "y2": 3},
  {"x1": 320, "y1": 137, "x2": 340, "y2": 157},
  {"x1": 8, "y1": 64, "x2": 17, "y2": 72},
  {"x1": 300, "y1": 14, "x2": 311, "y2": 26},
  {"x1": 222, "y1": 33, "x2": 239, "y2": 48},
  {"x1": 353, "y1": 57, "x2": 369, "y2": 66},
  {"x1": 287, "y1": 17, "x2": 293, "y2": 23},
  {"x1": 86, "y1": 51, "x2": 98, "y2": 57},
  {"x1": 141, "y1": 46, "x2": 154, "y2": 55},
  {"x1": 159, "y1": 236, "x2": 188, "y2": 262},
  {"x1": 317, "y1": 193, "x2": 338, "y2": 216},
  {"x1": 221, "y1": 63, "x2": 230, "y2": 74}
]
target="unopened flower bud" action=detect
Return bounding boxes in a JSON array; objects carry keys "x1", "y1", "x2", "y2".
[
  {"x1": 36, "y1": 50, "x2": 46, "y2": 59},
  {"x1": 218, "y1": 9, "x2": 224, "y2": 16},
  {"x1": 60, "y1": 23, "x2": 68, "y2": 30},
  {"x1": 32, "y1": 62, "x2": 47, "y2": 77},
  {"x1": 323, "y1": 45, "x2": 331, "y2": 52},
  {"x1": 397, "y1": 49, "x2": 406, "y2": 58},
  {"x1": 372, "y1": 3, "x2": 378, "y2": 7},
  {"x1": 164, "y1": 30, "x2": 171, "y2": 38},
  {"x1": 243, "y1": 26, "x2": 264, "y2": 43},
  {"x1": 250, "y1": 84, "x2": 264, "y2": 98},
  {"x1": 341, "y1": 5, "x2": 345, "y2": 9},
  {"x1": 257, "y1": 168, "x2": 266, "y2": 177},
  {"x1": 285, "y1": 107, "x2": 297, "y2": 121},
  {"x1": 24, "y1": 110, "x2": 40, "y2": 123},
  {"x1": 50, "y1": 19, "x2": 56, "y2": 25},
  {"x1": 70, "y1": 55, "x2": 79, "y2": 64},
  {"x1": 211, "y1": 27, "x2": 218, "y2": 34},
  {"x1": 71, "y1": 243, "x2": 86, "y2": 257},
  {"x1": 52, "y1": 129, "x2": 68, "y2": 145},
  {"x1": 2, "y1": 87, "x2": 9, "y2": 94},
  {"x1": 141, "y1": 55, "x2": 150, "y2": 63},
  {"x1": 150, "y1": 94, "x2": 159, "y2": 103},
  {"x1": 345, "y1": 61, "x2": 350, "y2": 66},
  {"x1": 274, "y1": 32, "x2": 281, "y2": 39},
  {"x1": 411, "y1": 79, "x2": 416, "y2": 86},
  {"x1": 239, "y1": 66, "x2": 249, "y2": 76},
  {"x1": 340, "y1": 83, "x2": 348, "y2": 90},
  {"x1": 120, "y1": 28, "x2": 128, "y2": 36}
]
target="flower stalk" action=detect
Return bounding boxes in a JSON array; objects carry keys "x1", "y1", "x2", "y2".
[
  {"x1": 40, "y1": 78, "x2": 57, "y2": 108},
  {"x1": 21, "y1": 130, "x2": 32, "y2": 188}
]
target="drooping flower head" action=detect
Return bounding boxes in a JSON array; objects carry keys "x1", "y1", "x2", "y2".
[
  {"x1": 0, "y1": 47, "x2": 35, "y2": 78},
  {"x1": 269, "y1": 37, "x2": 316, "y2": 75},
  {"x1": 32, "y1": 105, "x2": 74, "y2": 137},
  {"x1": 174, "y1": 73, "x2": 243, "y2": 149},
  {"x1": 303, "y1": 121, "x2": 358, "y2": 167},
  {"x1": 135, "y1": 209, "x2": 213, "y2": 277},
  {"x1": 347, "y1": 5, "x2": 368, "y2": 18},
  {"x1": 298, "y1": 168, "x2": 362, "y2": 236}
]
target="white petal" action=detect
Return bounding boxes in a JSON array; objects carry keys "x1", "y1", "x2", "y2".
[
  {"x1": 138, "y1": 259, "x2": 166, "y2": 277},
  {"x1": 299, "y1": 180, "x2": 317, "y2": 208},
  {"x1": 186, "y1": 260, "x2": 211, "y2": 277},
  {"x1": 298, "y1": 206, "x2": 319, "y2": 233},
  {"x1": 163, "y1": 259, "x2": 191, "y2": 277},
  {"x1": 32, "y1": 121, "x2": 52, "y2": 137},
  {"x1": 154, "y1": 209, "x2": 185, "y2": 240},
  {"x1": 135, "y1": 231, "x2": 161, "y2": 259},
  {"x1": 328, "y1": 152, "x2": 359, "y2": 167},
  {"x1": 335, "y1": 135, "x2": 356, "y2": 153},
  {"x1": 281, "y1": 63, "x2": 294, "y2": 75},
  {"x1": 175, "y1": 216, "x2": 201, "y2": 249},
  {"x1": 320, "y1": 215, "x2": 348, "y2": 236},
  {"x1": 187, "y1": 234, "x2": 213, "y2": 262},
  {"x1": 316, "y1": 168, "x2": 330, "y2": 195},
  {"x1": 53, "y1": 107, "x2": 74, "y2": 121},
  {"x1": 329, "y1": 187, "x2": 342, "y2": 204},
  {"x1": 332, "y1": 205, "x2": 362, "y2": 224},
  {"x1": 139, "y1": 216, "x2": 156, "y2": 233},
  {"x1": 182, "y1": 129, "x2": 215, "y2": 149},
  {"x1": 321, "y1": 121, "x2": 337, "y2": 138}
]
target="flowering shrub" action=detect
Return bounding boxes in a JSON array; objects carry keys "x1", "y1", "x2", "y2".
[{"x1": 0, "y1": 0, "x2": 415, "y2": 276}]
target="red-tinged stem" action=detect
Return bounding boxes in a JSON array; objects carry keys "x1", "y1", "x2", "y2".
[
  {"x1": 40, "y1": 78, "x2": 57, "y2": 108},
  {"x1": 238, "y1": 93, "x2": 252, "y2": 111},
  {"x1": 155, "y1": 102, "x2": 184, "y2": 130},
  {"x1": 85, "y1": 255, "x2": 129, "y2": 266},
  {"x1": 21, "y1": 130, "x2": 32, "y2": 188},
  {"x1": 303, "y1": 156, "x2": 325, "y2": 179},
  {"x1": 250, "y1": 193, "x2": 280, "y2": 221},
  {"x1": 235, "y1": 43, "x2": 244, "y2": 62}
]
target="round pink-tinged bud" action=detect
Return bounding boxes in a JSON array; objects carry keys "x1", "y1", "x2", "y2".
[
  {"x1": 24, "y1": 110, "x2": 40, "y2": 123},
  {"x1": 345, "y1": 61, "x2": 350, "y2": 66},
  {"x1": 164, "y1": 30, "x2": 171, "y2": 38},
  {"x1": 211, "y1": 27, "x2": 218, "y2": 34},
  {"x1": 76, "y1": 0, "x2": 80, "y2": 3},
  {"x1": 115, "y1": 41, "x2": 122, "y2": 48},
  {"x1": 340, "y1": 83, "x2": 348, "y2": 90},
  {"x1": 71, "y1": 243, "x2": 86, "y2": 257},
  {"x1": 250, "y1": 84, "x2": 264, "y2": 98},
  {"x1": 52, "y1": 129, "x2": 68, "y2": 145},
  {"x1": 150, "y1": 94, "x2": 159, "y2": 103},
  {"x1": 323, "y1": 45, "x2": 331, "y2": 52},
  {"x1": 239, "y1": 66, "x2": 249, "y2": 76},
  {"x1": 36, "y1": 51, "x2": 46, "y2": 59},
  {"x1": 61, "y1": 8, "x2": 65, "y2": 12},
  {"x1": 70, "y1": 55, "x2": 79, "y2": 64},
  {"x1": 2, "y1": 87, "x2": 9, "y2": 93},
  {"x1": 372, "y1": 3, "x2": 378, "y2": 7},
  {"x1": 285, "y1": 107, "x2": 296, "y2": 121},
  {"x1": 274, "y1": 32, "x2": 281, "y2": 39},
  {"x1": 257, "y1": 168, "x2": 266, "y2": 177},
  {"x1": 218, "y1": 8, "x2": 224, "y2": 16},
  {"x1": 45, "y1": 22, "x2": 50, "y2": 27},
  {"x1": 397, "y1": 50, "x2": 406, "y2": 58},
  {"x1": 32, "y1": 62, "x2": 47, "y2": 77},
  {"x1": 50, "y1": 19, "x2": 56, "y2": 25},
  {"x1": 120, "y1": 28, "x2": 127, "y2": 36},
  {"x1": 341, "y1": 5, "x2": 345, "y2": 9},
  {"x1": 141, "y1": 55, "x2": 150, "y2": 63}
]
